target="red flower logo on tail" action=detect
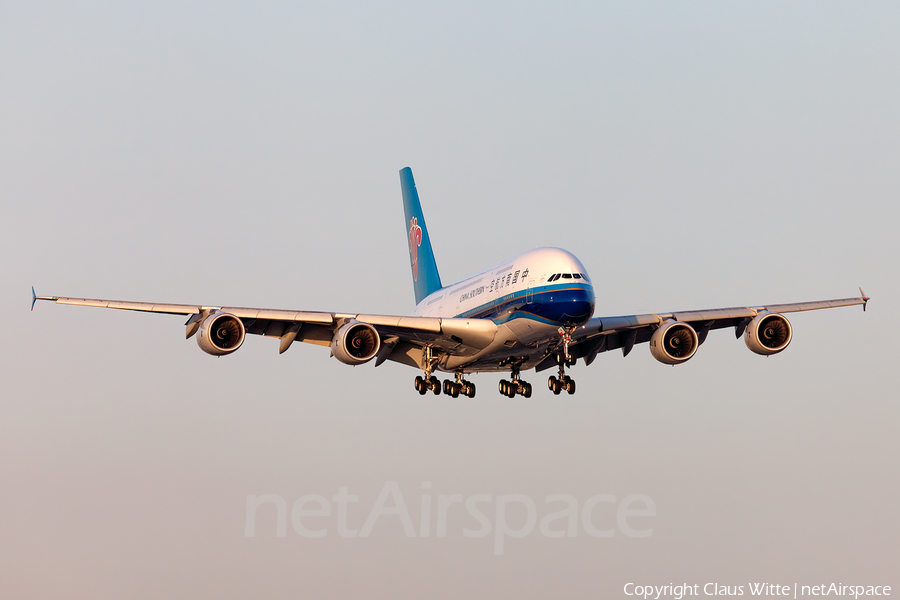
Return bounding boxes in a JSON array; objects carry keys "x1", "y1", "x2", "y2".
[{"x1": 408, "y1": 217, "x2": 423, "y2": 281}]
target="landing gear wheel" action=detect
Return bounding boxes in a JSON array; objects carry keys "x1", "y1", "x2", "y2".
[
  {"x1": 549, "y1": 376, "x2": 562, "y2": 395},
  {"x1": 450, "y1": 383, "x2": 460, "y2": 398},
  {"x1": 566, "y1": 379, "x2": 576, "y2": 395},
  {"x1": 465, "y1": 382, "x2": 476, "y2": 398},
  {"x1": 415, "y1": 376, "x2": 428, "y2": 395},
  {"x1": 499, "y1": 379, "x2": 509, "y2": 396},
  {"x1": 522, "y1": 382, "x2": 532, "y2": 398}
]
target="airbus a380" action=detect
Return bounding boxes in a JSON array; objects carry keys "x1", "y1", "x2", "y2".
[{"x1": 34, "y1": 168, "x2": 870, "y2": 398}]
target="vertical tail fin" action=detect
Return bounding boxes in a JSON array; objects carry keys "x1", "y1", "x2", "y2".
[{"x1": 400, "y1": 167, "x2": 442, "y2": 305}]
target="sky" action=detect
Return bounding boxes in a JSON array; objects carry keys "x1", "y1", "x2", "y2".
[{"x1": 1, "y1": 2, "x2": 898, "y2": 598}]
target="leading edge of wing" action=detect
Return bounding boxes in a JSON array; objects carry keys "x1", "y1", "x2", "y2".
[
  {"x1": 34, "y1": 294, "x2": 336, "y2": 323},
  {"x1": 579, "y1": 293, "x2": 869, "y2": 338},
  {"x1": 35, "y1": 295, "x2": 203, "y2": 315},
  {"x1": 32, "y1": 293, "x2": 499, "y2": 348},
  {"x1": 552, "y1": 292, "x2": 870, "y2": 371}
]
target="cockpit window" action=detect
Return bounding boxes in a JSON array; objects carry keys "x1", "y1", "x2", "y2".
[
  {"x1": 561, "y1": 273, "x2": 572, "y2": 279},
  {"x1": 573, "y1": 273, "x2": 581, "y2": 279},
  {"x1": 548, "y1": 274, "x2": 559, "y2": 282}
]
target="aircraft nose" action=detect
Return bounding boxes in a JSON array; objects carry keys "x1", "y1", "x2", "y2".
[{"x1": 561, "y1": 288, "x2": 595, "y2": 323}]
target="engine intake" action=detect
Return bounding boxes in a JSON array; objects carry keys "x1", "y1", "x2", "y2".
[
  {"x1": 197, "y1": 312, "x2": 246, "y2": 356},
  {"x1": 745, "y1": 312, "x2": 792, "y2": 355},
  {"x1": 650, "y1": 320, "x2": 699, "y2": 365},
  {"x1": 332, "y1": 321, "x2": 381, "y2": 365}
]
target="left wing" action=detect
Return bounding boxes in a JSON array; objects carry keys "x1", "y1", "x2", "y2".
[
  {"x1": 537, "y1": 290, "x2": 870, "y2": 371},
  {"x1": 32, "y1": 293, "x2": 498, "y2": 369}
]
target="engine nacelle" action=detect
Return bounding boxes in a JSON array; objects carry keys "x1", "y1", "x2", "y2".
[
  {"x1": 650, "y1": 320, "x2": 699, "y2": 365},
  {"x1": 197, "y1": 312, "x2": 246, "y2": 356},
  {"x1": 744, "y1": 312, "x2": 792, "y2": 355},
  {"x1": 331, "y1": 321, "x2": 381, "y2": 365}
]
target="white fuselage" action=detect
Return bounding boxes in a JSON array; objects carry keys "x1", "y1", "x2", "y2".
[{"x1": 413, "y1": 247, "x2": 596, "y2": 373}]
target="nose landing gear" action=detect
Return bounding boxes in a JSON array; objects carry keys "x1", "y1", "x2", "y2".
[
  {"x1": 548, "y1": 334, "x2": 577, "y2": 395},
  {"x1": 548, "y1": 373, "x2": 575, "y2": 395}
]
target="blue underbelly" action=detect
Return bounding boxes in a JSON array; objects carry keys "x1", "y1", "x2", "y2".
[
  {"x1": 458, "y1": 285, "x2": 595, "y2": 326},
  {"x1": 516, "y1": 287, "x2": 595, "y2": 325}
]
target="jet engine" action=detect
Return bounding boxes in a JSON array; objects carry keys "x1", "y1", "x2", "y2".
[
  {"x1": 744, "y1": 312, "x2": 792, "y2": 355},
  {"x1": 649, "y1": 320, "x2": 699, "y2": 365},
  {"x1": 331, "y1": 321, "x2": 381, "y2": 365},
  {"x1": 197, "y1": 312, "x2": 246, "y2": 356}
]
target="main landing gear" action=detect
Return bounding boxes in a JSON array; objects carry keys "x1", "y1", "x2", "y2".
[
  {"x1": 445, "y1": 375, "x2": 476, "y2": 398},
  {"x1": 498, "y1": 369, "x2": 532, "y2": 398},
  {"x1": 414, "y1": 374, "x2": 441, "y2": 396},
  {"x1": 413, "y1": 372, "x2": 476, "y2": 398},
  {"x1": 414, "y1": 345, "x2": 446, "y2": 397}
]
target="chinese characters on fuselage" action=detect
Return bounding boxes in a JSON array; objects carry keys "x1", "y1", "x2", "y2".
[{"x1": 488, "y1": 268, "x2": 529, "y2": 294}]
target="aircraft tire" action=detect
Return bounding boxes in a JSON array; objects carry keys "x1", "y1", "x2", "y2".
[{"x1": 550, "y1": 377, "x2": 562, "y2": 395}]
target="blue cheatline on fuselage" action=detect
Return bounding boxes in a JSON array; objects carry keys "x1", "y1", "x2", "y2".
[{"x1": 454, "y1": 283, "x2": 595, "y2": 326}]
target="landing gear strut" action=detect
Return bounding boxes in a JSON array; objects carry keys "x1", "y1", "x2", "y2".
[
  {"x1": 413, "y1": 346, "x2": 476, "y2": 398},
  {"x1": 498, "y1": 368, "x2": 532, "y2": 398},
  {"x1": 548, "y1": 329, "x2": 577, "y2": 395},
  {"x1": 414, "y1": 345, "x2": 442, "y2": 396}
]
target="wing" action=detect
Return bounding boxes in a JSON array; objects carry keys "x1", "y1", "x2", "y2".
[
  {"x1": 536, "y1": 290, "x2": 870, "y2": 371},
  {"x1": 32, "y1": 293, "x2": 497, "y2": 369}
]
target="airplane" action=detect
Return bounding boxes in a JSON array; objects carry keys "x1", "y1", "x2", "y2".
[{"x1": 33, "y1": 167, "x2": 870, "y2": 398}]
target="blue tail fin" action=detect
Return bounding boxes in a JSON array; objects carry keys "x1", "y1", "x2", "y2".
[{"x1": 400, "y1": 167, "x2": 442, "y2": 305}]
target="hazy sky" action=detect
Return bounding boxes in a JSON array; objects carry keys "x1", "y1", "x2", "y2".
[{"x1": 1, "y1": 2, "x2": 898, "y2": 598}]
